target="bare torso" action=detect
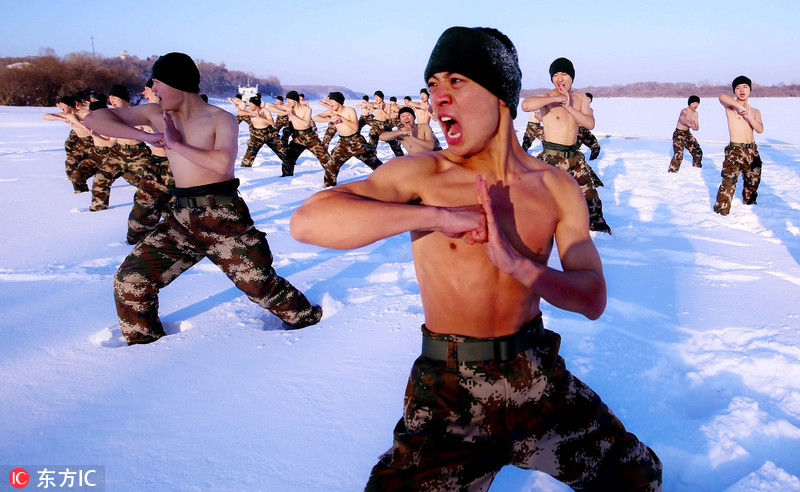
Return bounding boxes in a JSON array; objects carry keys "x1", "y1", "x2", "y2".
[
  {"x1": 725, "y1": 105, "x2": 759, "y2": 143},
  {"x1": 676, "y1": 107, "x2": 697, "y2": 131},
  {"x1": 539, "y1": 90, "x2": 584, "y2": 145},
  {"x1": 409, "y1": 152, "x2": 557, "y2": 336}
]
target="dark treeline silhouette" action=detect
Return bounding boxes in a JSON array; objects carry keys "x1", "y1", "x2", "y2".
[
  {"x1": 521, "y1": 81, "x2": 800, "y2": 99},
  {"x1": 0, "y1": 51, "x2": 282, "y2": 107}
]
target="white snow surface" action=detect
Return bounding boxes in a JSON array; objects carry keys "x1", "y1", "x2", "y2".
[{"x1": 1, "y1": 97, "x2": 799, "y2": 491}]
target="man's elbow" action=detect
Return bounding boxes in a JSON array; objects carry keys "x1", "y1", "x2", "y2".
[{"x1": 581, "y1": 293, "x2": 606, "y2": 320}]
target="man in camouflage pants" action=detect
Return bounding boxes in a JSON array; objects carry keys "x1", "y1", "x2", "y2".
[
  {"x1": 522, "y1": 57, "x2": 611, "y2": 233},
  {"x1": 293, "y1": 27, "x2": 660, "y2": 491},
  {"x1": 714, "y1": 76, "x2": 764, "y2": 215},
  {"x1": 84, "y1": 52, "x2": 321, "y2": 345},
  {"x1": 668, "y1": 95, "x2": 703, "y2": 172},
  {"x1": 240, "y1": 96, "x2": 288, "y2": 168},
  {"x1": 269, "y1": 91, "x2": 333, "y2": 178},
  {"x1": 313, "y1": 91, "x2": 382, "y2": 187}
]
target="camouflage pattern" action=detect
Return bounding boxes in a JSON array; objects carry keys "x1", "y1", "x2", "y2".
[
  {"x1": 668, "y1": 129, "x2": 703, "y2": 172},
  {"x1": 236, "y1": 114, "x2": 251, "y2": 125},
  {"x1": 321, "y1": 122, "x2": 338, "y2": 149},
  {"x1": 282, "y1": 128, "x2": 332, "y2": 178},
  {"x1": 359, "y1": 114, "x2": 374, "y2": 132},
  {"x1": 578, "y1": 126, "x2": 602, "y2": 161},
  {"x1": 114, "y1": 179, "x2": 320, "y2": 344},
  {"x1": 520, "y1": 122, "x2": 544, "y2": 152},
  {"x1": 64, "y1": 130, "x2": 78, "y2": 177},
  {"x1": 65, "y1": 135, "x2": 94, "y2": 192},
  {"x1": 366, "y1": 323, "x2": 662, "y2": 491},
  {"x1": 368, "y1": 119, "x2": 405, "y2": 157},
  {"x1": 126, "y1": 154, "x2": 175, "y2": 244},
  {"x1": 714, "y1": 143, "x2": 762, "y2": 215},
  {"x1": 327, "y1": 133, "x2": 383, "y2": 187},
  {"x1": 89, "y1": 144, "x2": 149, "y2": 211},
  {"x1": 537, "y1": 147, "x2": 610, "y2": 232},
  {"x1": 241, "y1": 125, "x2": 287, "y2": 167},
  {"x1": 70, "y1": 145, "x2": 109, "y2": 195},
  {"x1": 274, "y1": 115, "x2": 295, "y2": 147}
]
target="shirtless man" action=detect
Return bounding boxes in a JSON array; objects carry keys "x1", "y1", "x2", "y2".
[
  {"x1": 240, "y1": 95, "x2": 288, "y2": 168},
  {"x1": 97, "y1": 84, "x2": 152, "y2": 212},
  {"x1": 367, "y1": 90, "x2": 403, "y2": 156},
  {"x1": 227, "y1": 94, "x2": 250, "y2": 125},
  {"x1": 354, "y1": 95, "x2": 374, "y2": 132},
  {"x1": 42, "y1": 96, "x2": 94, "y2": 192},
  {"x1": 668, "y1": 95, "x2": 703, "y2": 173},
  {"x1": 521, "y1": 57, "x2": 611, "y2": 233},
  {"x1": 268, "y1": 91, "x2": 332, "y2": 179},
  {"x1": 83, "y1": 52, "x2": 321, "y2": 345},
  {"x1": 70, "y1": 101, "x2": 117, "y2": 208},
  {"x1": 714, "y1": 75, "x2": 765, "y2": 215},
  {"x1": 313, "y1": 91, "x2": 382, "y2": 187},
  {"x1": 405, "y1": 88, "x2": 443, "y2": 151},
  {"x1": 291, "y1": 27, "x2": 661, "y2": 491},
  {"x1": 379, "y1": 106, "x2": 434, "y2": 154}
]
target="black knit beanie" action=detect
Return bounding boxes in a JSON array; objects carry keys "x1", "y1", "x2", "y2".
[
  {"x1": 549, "y1": 57, "x2": 575, "y2": 81},
  {"x1": 732, "y1": 75, "x2": 752, "y2": 92},
  {"x1": 398, "y1": 106, "x2": 415, "y2": 119},
  {"x1": 688, "y1": 95, "x2": 700, "y2": 106},
  {"x1": 328, "y1": 91, "x2": 345, "y2": 105},
  {"x1": 374, "y1": 90, "x2": 384, "y2": 99},
  {"x1": 424, "y1": 26, "x2": 521, "y2": 119},
  {"x1": 286, "y1": 91, "x2": 300, "y2": 102},
  {"x1": 108, "y1": 84, "x2": 130, "y2": 102},
  {"x1": 151, "y1": 52, "x2": 200, "y2": 93}
]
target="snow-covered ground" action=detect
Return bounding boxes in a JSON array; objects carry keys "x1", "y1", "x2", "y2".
[{"x1": 1, "y1": 97, "x2": 799, "y2": 491}]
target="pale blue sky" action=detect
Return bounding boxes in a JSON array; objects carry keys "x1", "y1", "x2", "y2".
[{"x1": 2, "y1": 0, "x2": 797, "y2": 97}]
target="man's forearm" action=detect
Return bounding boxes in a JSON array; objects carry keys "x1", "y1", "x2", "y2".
[
  {"x1": 291, "y1": 189, "x2": 442, "y2": 249},
  {"x1": 84, "y1": 110, "x2": 150, "y2": 141}
]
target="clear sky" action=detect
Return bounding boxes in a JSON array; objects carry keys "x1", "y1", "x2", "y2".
[{"x1": 2, "y1": 0, "x2": 798, "y2": 97}]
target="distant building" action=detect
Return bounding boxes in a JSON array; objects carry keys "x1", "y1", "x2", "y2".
[{"x1": 239, "y1": 85, "x2": 258, "y2": 100}]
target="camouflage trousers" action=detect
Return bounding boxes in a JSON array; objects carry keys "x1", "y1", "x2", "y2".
[
  {"x1": 237, "y1": 114, "x2": 251, "y2": 125},
  {"x1": 359, "y1": 114, "x2": 374, "y2": 132},
  {"x1": 538, "y1": 146, "x2": 610, "y2": 232},
  {"x1": 71, "y1": 145, "x2": 110, "y2": 196},
  {"x1": 327, "y1": 133, "x2": 383, "y2": 187},
  {"x1": 578, "y1": 126, "x2": 601, "y2": 161},
  {"x1": 366, "y1": 319, "x2": 662, "y2": 491},
  {"x1": 114, "y1": 179, "x2": 318, "y2": 344},
  {"x1": 668, "y1": 129, "x2": 702, "y2": 172},
  {"x1": 89, "y1": 144, "x2": 149, "y2": 211},
  {"x1": 275, "y1": 115, "x2": 294, "y2": 146},
  {"x1": 241, "y1": 125, "x2": 287, "y2": 167},
  {"x1": 368, "y1": 119, "x2": 404, "y2": 157},
  {"x1": 321, "y1": 122, "x2": 338, "y2": 148},
  {"x1": 66, "y1": 135, "x2": 94, "y2": 192},
  {"x1": 64, "y1": 130, "x2": 78, "y2": 177},
  {"x1": 714, "y1": 143, "x2": 761, "y2": 215},
  {"x1": 520, "y1": 122, "x2": 544, "y2": 152},
  {"x1": 126, "y1": 154, "x2": 175, "y2": 244},
  {"x1": 283, "y1": 128, "x2": 333, "y2": 178}
]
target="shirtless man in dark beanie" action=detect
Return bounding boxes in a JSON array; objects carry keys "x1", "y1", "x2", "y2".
[
  {"x1": 292, "y1": 27, "x2": 661, "y2": 491},
  {"x1": 84, "y1": 52, "x2": 321, "y2": 345}
]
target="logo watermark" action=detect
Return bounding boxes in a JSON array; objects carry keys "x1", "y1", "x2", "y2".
[{"x1": 3, "y1": 466, "x2": 105, "y2": 491}]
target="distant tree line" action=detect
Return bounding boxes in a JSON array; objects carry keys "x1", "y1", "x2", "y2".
[
  {"x1": 0, "y1": 50, "x2": 282, "y2": 107},
  {"x1": 521, "y1": 81, "x2": 800, "y2": 99}
]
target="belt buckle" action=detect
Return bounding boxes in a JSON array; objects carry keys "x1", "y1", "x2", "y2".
[{"x1": 187, "y1": 196, "x2": 197, "y2": 207}]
